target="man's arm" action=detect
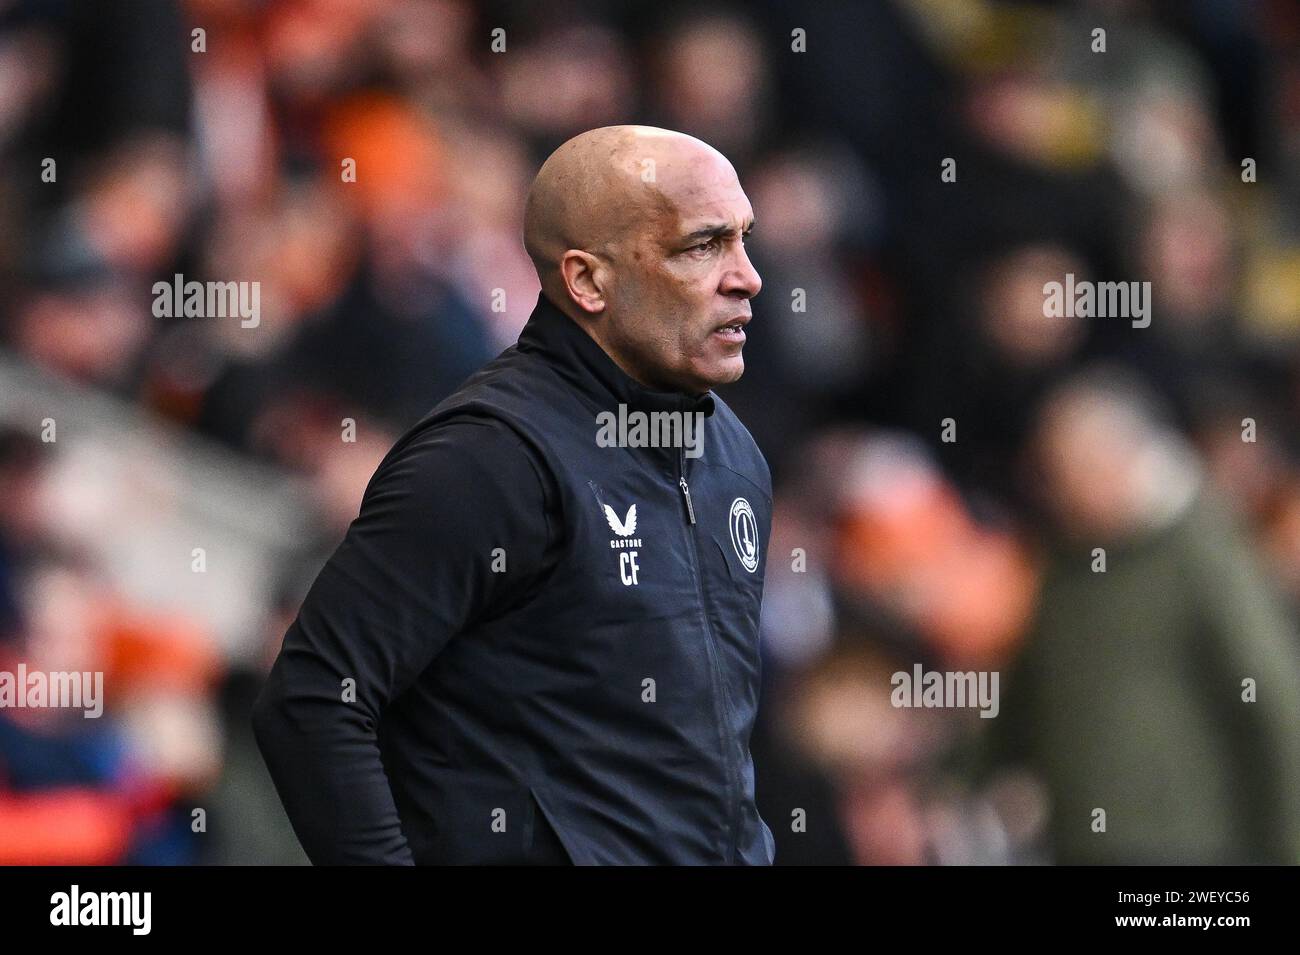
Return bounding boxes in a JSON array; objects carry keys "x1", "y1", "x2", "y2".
[
  {"x1": 251, "y1": 416, "x2": 555, "y2": 864},
  {"x1": 1194, "y1": 516, "x2": 1300, "y2": 863}
]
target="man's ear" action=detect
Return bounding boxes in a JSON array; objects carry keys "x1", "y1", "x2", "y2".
[{"x1": 560, "y1": 250, "x2": 608, "y2": 315}]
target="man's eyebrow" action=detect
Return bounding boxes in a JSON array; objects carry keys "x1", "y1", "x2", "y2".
[{"x1": 680, "y1": 220, "x2": 757, "y2": 243}]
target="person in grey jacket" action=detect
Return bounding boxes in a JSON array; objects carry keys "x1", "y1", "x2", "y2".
[{"x1": 980, "y1": 369, "x2": 1300, "y2": 864}]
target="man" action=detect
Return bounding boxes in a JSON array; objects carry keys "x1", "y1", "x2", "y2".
[
  {"x1": 979, "y1": 368, "x2": 1300, "y2": 864},
  {"x1": 252, "y1": 125, "x2": 774, "y2": 864}
]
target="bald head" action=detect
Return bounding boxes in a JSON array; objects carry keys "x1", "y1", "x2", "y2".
[
  {"x1": 521, "y1": 124, "x2": 761, "y2": 394},
  {"x1": 525, "y1": 126, "x2": 734, "y2": 301}
]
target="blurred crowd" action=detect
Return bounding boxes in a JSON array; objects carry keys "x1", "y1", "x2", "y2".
[{"x1": 2, "y1": 0, "x2": 1300, "y2": 864}]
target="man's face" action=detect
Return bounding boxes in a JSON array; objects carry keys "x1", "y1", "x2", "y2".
[{"x1": 601, "y1": 151, "x2": 761, "y2": 394}]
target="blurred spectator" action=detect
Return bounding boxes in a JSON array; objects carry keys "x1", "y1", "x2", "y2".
[{"x1": 977, "y1": 368, "x2": 1300, "y2": 864}]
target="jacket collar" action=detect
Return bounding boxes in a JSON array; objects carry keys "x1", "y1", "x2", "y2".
[{"x1": 517, "y1": 291, "x2": 717, "y2": 419}]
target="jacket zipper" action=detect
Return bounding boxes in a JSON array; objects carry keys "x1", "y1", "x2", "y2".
[
  {"x1": 677, "y1": 445, "x2": 743, "y2": 862},
  {"x1": 678, "y1": 471, "x2": 696, "y2": 524}
]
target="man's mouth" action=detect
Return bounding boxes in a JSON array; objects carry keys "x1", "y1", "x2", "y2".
[{"x1": 712, "y1": 315, "x2": 750, "y2": 343}]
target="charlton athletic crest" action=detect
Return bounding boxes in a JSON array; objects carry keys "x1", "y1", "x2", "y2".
[{"x1": 729, "y1": 497, "x2": 759, "y2": 573}]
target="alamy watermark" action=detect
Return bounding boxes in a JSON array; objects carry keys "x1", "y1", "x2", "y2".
[
  {"x1": 891, "y1": 664, "x2": 999, "y2": 718},
  {"x1": 50, "y1": 885, "x2": 150, "y2": 935},
  {"x1": 596, "y1": 404, "x2": 704, "y2": 458},
  {"x1": 0, "y1": 664, "x2": 103, "y2": 718},
  {"x1": 152, "y1": 273, "x2": 260, "y2": 327},
  {"x1": 1043, "y1": 272, "x2": 1151, "y2": 328}
]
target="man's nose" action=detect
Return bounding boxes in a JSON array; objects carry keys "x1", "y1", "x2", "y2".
[{"x1": 722, "y1": 243, "x2": 762, "y2": 298}]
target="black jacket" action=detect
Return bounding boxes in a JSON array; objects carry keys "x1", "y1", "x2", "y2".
[{"x1": 253, "y1": 291, "x2": 775, "y2": 865}]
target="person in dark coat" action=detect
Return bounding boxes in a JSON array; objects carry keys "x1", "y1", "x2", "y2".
[{"x1": 253, "y1": 125, "x2": 774, "y2": 865}]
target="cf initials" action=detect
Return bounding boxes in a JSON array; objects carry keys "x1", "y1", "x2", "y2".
[{"x1": 620, "y1": 551, "x2": 640, "y2": 586}]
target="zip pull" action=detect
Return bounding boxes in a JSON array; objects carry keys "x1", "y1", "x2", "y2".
[
  {"x1": 677, "y1": 446, "x2": 696, "y2": 525},
  {"x1": 679, "y1": 475, "x2": 696, "y2": 525}
]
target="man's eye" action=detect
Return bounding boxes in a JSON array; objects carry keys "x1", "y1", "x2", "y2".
[{"x1": 689, "y1": 238, "x2": 718, "y2": 254}]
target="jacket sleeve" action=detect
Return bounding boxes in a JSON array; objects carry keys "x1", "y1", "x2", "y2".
[
  {"x1": 1193, "y1": 515, "x2": 1300, "y2": 863},
  {"x1": 251, "y1": 416, "x2": 556, "y2": 864}
]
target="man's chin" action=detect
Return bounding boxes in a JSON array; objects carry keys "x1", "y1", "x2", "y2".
[{"x1": 699, "y1": 356, "x2": 745, "y2": 389}]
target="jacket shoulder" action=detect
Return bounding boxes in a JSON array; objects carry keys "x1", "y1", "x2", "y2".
[
  {"x1": 707, "y1": 391, "x2": 772, "y2": 500},
  {"x1": 370, "y1": 347, "x2": 561, "y2": 492}
]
